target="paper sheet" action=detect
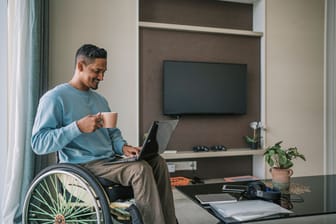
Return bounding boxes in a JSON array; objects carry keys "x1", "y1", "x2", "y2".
[{"x1": 210, "y1": 200, "x2": 292, "y2": 222}]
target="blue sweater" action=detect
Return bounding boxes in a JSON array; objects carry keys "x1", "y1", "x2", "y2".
[{"x1": 31, "y1": 83, "x2": 126, "y2": 163}]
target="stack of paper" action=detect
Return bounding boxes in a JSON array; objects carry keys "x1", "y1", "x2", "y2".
[{"x1": 210, "y1": 200, "x2": 292, "y2": 222}]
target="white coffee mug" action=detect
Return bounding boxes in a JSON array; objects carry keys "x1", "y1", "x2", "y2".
[{"x1": 101, "y1": 112, "x2": 118, "y2": 128}]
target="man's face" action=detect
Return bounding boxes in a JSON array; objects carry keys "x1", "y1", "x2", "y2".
[{"x1": 80, "y1": 58, "x2": 107, "y2": 90}]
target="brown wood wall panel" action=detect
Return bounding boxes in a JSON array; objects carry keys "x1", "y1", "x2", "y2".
[
  {"x1": 140, "y1": 0, "x2": 253, "y2": 30},
  {"x1": 139, "y1": 0, "x2": 259, "y2": 178},
  {"x1": 140, "y1": 28, "x2": 260, "y2": 150}
]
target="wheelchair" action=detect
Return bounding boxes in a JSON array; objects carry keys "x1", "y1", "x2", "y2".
[{"x1": 22, "y1": 163, "x2": 143, "y2": 224}]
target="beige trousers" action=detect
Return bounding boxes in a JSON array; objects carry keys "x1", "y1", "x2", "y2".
[{"x1": 82, "y1": 156, "x2": 176, "y2": 224}]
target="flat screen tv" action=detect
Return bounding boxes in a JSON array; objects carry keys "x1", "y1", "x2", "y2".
[{"x1": 163, "y1": 60, "x2": 247, "y2": 115}]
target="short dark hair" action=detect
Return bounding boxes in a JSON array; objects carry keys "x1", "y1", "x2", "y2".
[{"x1": 75, "y1": 44, "x2": 107, "y2": 65}]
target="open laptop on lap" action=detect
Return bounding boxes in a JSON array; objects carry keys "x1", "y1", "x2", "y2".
[{"x1": 103, "y1": 119, "x2": 178, "y2": 165}]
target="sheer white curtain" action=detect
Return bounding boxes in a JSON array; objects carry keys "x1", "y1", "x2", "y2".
[
  {"x1": 1, "y1": 0, "x2": 49, "y2": 222},
  {"x1": 0, "y1": 0, "x2": 8, "y2": 218},
  {"x1": 2, "y1": 0, "x2": 33, "y2": 223}
]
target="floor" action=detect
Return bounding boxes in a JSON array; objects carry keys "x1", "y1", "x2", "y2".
[{"x1": 173, "y1": 188, "x2": 219, "y2": 224}]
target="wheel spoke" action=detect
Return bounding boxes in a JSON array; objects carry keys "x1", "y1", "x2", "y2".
[{"x1": 24, "y1": 168, "x2": 105, "y2": 224}]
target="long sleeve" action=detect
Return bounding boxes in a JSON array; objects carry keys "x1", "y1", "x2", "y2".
[
  {"x1": 31, "y1": 83, "x2": 125, "y2": 164},
  {"x1": 31, "y1": 91, "x2": 82, "y2": 155}
]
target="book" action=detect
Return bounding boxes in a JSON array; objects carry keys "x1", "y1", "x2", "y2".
[{"x1": 195, "y1": 193, "x2": 237, "y2": 205}]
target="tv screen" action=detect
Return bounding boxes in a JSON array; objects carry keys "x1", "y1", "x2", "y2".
[{"x1": 163, "y1": 60, "x2": 247, "y2": 115}]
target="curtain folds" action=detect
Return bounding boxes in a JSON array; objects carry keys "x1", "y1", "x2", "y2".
[
  {"x1": 29, "y1": 0, "x2": 50, "y2": 174},
  {"x1": 2, "y1": 0, "x2": 49, "y2": 223}
]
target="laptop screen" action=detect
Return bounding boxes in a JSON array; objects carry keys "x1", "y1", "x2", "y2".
[
  {"x1": 140, "y1": 119, "x2": 179, "y2": 159},
  {"x1": 156, "y1": 119, "x2": 179, "y2": 154}
]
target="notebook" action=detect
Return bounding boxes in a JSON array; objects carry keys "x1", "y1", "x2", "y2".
[
  {"x1": 103, "y1": 119, "x2": 178, "y2": 165},
  {"x1": 195, "y1": 193, "x2": 237, "y2": 205}
]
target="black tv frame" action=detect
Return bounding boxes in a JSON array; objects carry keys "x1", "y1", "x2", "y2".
[{"x1": 163, "y1": 60, "x2": 247, "y2": 116}]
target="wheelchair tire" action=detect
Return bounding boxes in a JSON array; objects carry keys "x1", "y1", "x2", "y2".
[{"x1": 22, "y1": 163, "x2": 113, "y2": 224}]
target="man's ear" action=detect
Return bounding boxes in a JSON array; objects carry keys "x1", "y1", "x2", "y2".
[{"x1": 77, "y1": 61, "x2": 85, "y2": 72}]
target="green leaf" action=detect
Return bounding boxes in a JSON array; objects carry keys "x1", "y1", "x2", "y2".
[
  {"x1": 244, "y1": 136, "x2": 257, "y2": 143},
  {"x1": 263, "y1": 141, "x2": 305, "y2": 168}
]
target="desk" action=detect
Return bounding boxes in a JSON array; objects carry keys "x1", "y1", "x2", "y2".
[{"x1": 176, "y1": 175, "x2": 336, "y2": 223}]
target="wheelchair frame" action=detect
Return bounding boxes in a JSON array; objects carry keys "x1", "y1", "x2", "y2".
[{"x1": 22, "y1": 163, "x2": 137, "y2": 224}]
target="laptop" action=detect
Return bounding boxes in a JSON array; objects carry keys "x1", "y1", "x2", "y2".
[{"x1": 103, "y1": 119, "x2": 178, "y2": 165}]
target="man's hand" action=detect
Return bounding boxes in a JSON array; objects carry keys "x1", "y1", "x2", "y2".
[
  {"x1": 76, "y1": 113, "x2": 103, "y2": 133},
  {"x1": 123, "y1": 145, "x2": 141, "y2": 157}
]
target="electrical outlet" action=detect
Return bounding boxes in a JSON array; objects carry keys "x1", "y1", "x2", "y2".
[
  {"x1": 170, "y1": 161, "x2": 197, "y2": 171},
  {"x1": 167, "y1": 163, "x2": 176, "y2": 173}
]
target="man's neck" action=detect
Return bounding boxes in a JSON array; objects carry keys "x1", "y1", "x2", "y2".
[{"x1": 68, "y1": 77, "x2": 89, "y2": 91}]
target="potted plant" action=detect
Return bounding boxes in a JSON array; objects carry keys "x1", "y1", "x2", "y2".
[
  {"x1": 264, "y1": 141, "x2": 306, "y2": 191},
  {"x1": 244, "y1": 121, "x2": 263, "y2": 149}
]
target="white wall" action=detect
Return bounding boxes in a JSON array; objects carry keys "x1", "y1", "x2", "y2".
[
  {"x1": 326, "y1": 0, "x2": 336, "y2": 174},
  {"x1": 49, "y1": 0, "x2": 139, "y2": 144},
  {"x1": 265, "y1": 0, "x2": 325, "y2": 177}
]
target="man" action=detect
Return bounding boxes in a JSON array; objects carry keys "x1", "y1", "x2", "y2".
[{"x1": 31, "y1": 44, "x2": 177, "y2": 224}]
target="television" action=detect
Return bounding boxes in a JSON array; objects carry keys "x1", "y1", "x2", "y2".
[{"x1": 163, "y1": 60, "x2": 247, "y2": 115}]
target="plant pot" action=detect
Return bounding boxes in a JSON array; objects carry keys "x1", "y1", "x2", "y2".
[{"x1": 270, "y1": 168, "x2": 293, "y2": 192}]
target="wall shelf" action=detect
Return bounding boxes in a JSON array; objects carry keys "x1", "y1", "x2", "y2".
[
  {"x1": 162, "y1": 148, "x2": 265, "y2": 160},
  {"x1": 139, "y1": 21, "x2": 263, "y2": 37}
]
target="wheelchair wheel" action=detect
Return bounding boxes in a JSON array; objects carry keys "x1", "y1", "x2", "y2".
[{"x1": 22, "y1": 163, "x2": 113, "y2": 224}]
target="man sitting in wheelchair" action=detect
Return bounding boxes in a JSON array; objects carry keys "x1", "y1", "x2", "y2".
[{"x1": 31, "y1": 44, "x2": 177, "y2": 224}]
